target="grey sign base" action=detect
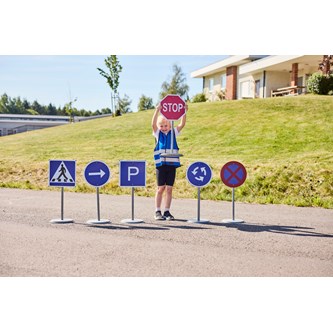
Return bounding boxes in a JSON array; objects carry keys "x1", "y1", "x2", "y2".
[
  {"x1": 50, "y1": 218, "x2": 74, "y2": 224},
  {"x1": 121, "y1": 218, "x2": 144, "y2": 224},
  {"x1": 222, "y1": 218, "x2": 245, "y2": 223},
  {"x1": 86, "y1": 219, "x2": 110, "y2": 225},
  {"x1": 187, "y1": 218, "x2": 210, "y2": 224}
]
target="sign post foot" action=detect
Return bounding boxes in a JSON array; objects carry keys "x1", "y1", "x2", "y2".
[
  {"x1": 222, "y1": 218, "x2": 245, "y2": 224},
  {"x1": 50, "y1": 218, "x2": 74, "y2": 224},
  {"x1": 121, "y1": 218, "x2": 144, "y2": 224},
  {"x1": 86, "y1": 219, "x2": 110, "y2": 225},
  {"x1": 187, "y1": 218, "x2": 210, "y2": 224}
]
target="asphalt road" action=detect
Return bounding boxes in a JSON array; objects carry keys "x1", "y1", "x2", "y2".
[{"x1": 0, "y1": 188, "x2": 332, "y2": 276}]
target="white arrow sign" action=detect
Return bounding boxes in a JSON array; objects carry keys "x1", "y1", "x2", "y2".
[
  {"x1": 88, "y1": 169, "x2": 106, "y2": 178},
  {"x1": 192, "y1": 167, "x2": 199, "y2": 175}
]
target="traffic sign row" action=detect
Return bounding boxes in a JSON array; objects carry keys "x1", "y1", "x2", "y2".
[
  {"x1": 49, "y1": 160, "x2": 246, "y2": 189},
  {"x1": 49, "y1": 160, "x2": 146, "y2": 188}
]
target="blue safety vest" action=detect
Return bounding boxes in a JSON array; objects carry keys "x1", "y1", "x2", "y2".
[{"x1": 154, "y1": 130, "x2": 180, "y2": 168}]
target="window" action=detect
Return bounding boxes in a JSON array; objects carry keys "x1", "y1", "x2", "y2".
[
  {"x1": 297, "y1": 77, "x2": 304, "y2": 94},
  {"x1": 209, "y1": 78, "x2": 214, "y2": 92},
  {"x1": 221, "y1": 74, "x2": 226, "y2": 91},
  {"x1": 255, "y1": 80, "x2": 260, "y2": 98}
]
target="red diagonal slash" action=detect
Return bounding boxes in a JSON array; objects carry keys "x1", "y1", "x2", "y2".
[{"x1": 226, "y1": 165, "x2": 242, "y2": 183}]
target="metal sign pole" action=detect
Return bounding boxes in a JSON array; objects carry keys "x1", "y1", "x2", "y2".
[
  {"x1": 120, "y1": 161, "x2": 145, "y2": 224},
  {"x1": 121, "y1": 187, "x2": 144, "y2": 224},
  {"x1": 86, "y1": 187, "x2": 109, "y2": 224},
  {"x1": 61, "y1": 187, "x2": 64, "y2": 221},
  {"x1": 84, "y1": 160, "x2": 110, "y2": 225},
  {"x1": 186, "y1": 161, "x2": 212, "y2": 224},
  {"x1": 232, "y1": 188, "x2": 235, "y2": 221},
  {"x1": 221, "y1": 161, "x2": 246, "y2": 224},
  {"x1": 49, "y1": 187, "x2": 73, "y2": 223},
  {"x1": 131, "y1": 187, "x2": 134, "y2": 221},
  {"x1": 188, "y1": 186, "x2": 209, "y2": 223},
  {"x1": 170, "y1": 120, "x2": 174, "y2": 154},
  {"x1": 97, "y1": 187, "x2": 100, "y2": 221},
  {"x1": 222, "y1": 187, "x2": 244, "y2": 223},
  {"x1": 197, "y1": 187, "x2": 201, "y2": 222}
]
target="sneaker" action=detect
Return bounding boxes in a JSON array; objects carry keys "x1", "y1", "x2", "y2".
[
  {"x1": 163, "y1": 211, "x2": 174, "y2": 220},
  {"x1": 154, "y1": 210, "x2": 165, "y2": 220}
]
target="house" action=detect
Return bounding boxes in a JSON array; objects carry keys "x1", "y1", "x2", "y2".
[{"x1": 191, "y1": 55, "x2": 323, "y2": 101}]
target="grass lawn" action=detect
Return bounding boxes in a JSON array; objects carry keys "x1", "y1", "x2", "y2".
[{"x1": 1, "y1": 95, "x2": 332, "y2": 208}]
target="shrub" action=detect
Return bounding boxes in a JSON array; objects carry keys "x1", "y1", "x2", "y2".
[
  {"x1": 307, "y1": 72, "x2": 333, "y2": 95},
  {"x1": 191, "y1": 93, "x2": 207, "y2": 103}
]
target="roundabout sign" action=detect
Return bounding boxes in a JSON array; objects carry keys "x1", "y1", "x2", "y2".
[
  {"x1": 186, "y1": 161, "x2": 212, "y2": 223},
  {"x1": 187, "y1": 161, "x2": 212, "y2": 188}
]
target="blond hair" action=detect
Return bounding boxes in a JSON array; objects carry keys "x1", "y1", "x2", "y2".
[{"x1": 157, "y1": 115, "x2": 170, "y2": 126}]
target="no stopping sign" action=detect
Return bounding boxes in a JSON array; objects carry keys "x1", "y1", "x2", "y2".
[{"x1": 220, "y1": 161, "x2": 247, "y2": 188}]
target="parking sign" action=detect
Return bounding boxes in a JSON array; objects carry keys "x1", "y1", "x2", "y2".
[{"x1": 119, "y1": 161, "x2": 146, "y2": 187}]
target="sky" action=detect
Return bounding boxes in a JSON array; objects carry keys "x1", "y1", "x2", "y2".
[
  {"x1": 0, "y1": 55, "x2": 227, "y2": 112},
  {"x1": 1, "y1": 2, "x2": 326, "y2": 115}
]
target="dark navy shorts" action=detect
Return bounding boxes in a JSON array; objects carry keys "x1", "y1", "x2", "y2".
[{"x1": 156, "y1": 165, "x2": 176, "y2": 186}]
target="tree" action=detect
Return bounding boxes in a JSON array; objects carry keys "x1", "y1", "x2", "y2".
[
  {"x1": 0, "y1": 93, "x2": 10, "y2": 113},
  {"x1": 22, "y1": 99, "x2": 30, "y2": 110},
  {"x1": 318, "y1": 55, "x2": 333, "y2": 76},
  {"x1": 65, "y1": 97, "x2": 77, "y2": 122},
  {"x1": 31, "y1": 100, "x2": 44, "y2": 114},
  {"x1": 97, "y1": 55, "x2": 122, "y2": 115},
  {"x1": 138, "y1": 94, "x2": 154, "y2": 111},
  {"x1": 116, "y1": 94, "x2": 132, "y2": 115},
  {"x1": 159, "y1": 64, "x2": 189, "y2": 100},
  {"x1": 101, "y1": 107, "x2": 112, "y2": 114},
  {"x1": 47, "y1": 103, "x2": 57, "y2": 115}
]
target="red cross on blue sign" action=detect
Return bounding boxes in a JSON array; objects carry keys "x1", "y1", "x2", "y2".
[{"x1": 220, "y1": 161, "x2": 247, "y2": 188}]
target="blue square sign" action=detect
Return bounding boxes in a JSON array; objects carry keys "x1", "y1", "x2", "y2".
[
  {"x1": 119, "y1": 161, "x2": 146, "y2": 187},
  {"x1": 49, "y1": 160, "x2": 76, "y2": 187}
]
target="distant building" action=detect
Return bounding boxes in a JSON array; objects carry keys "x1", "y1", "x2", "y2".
[
  {"x1": 0, "y1": 113, "x2": 112, "y2": 136},
  {"x1": 191, "y1": 55, "x2": 323, "y2": 101}
]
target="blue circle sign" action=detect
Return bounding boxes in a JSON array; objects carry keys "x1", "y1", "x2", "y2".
[
  {"x1": 84, "y1": 160, "x2": 111, "y2": 187},
  {"x1": 220, "y1": 161, "x2": 247, "y2": 188},
  {"x1": 186, "y1": 161, "x2": 212, "y2": 187}
]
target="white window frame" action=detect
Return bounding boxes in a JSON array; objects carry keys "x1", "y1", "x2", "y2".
[
  {"x1": 221, "y1": 74, "x2": 226, "y2": 91},
  {"x1": 209, "y1": 78, "x2": 214, "y2": 92}
]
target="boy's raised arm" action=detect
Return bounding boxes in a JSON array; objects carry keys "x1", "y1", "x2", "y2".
[
  {"x1": 152, "y1": 104, "x2": 161, "y2": 133},
  {"x1": 176, "y1": 104, "x2": 187, "y2": 132}
]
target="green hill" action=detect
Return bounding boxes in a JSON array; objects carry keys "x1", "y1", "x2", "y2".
[{"x1": 1, "y1": 95, "x2": 332, "y2": 208}]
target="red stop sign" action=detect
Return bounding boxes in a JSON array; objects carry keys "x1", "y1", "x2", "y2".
[{"x1": 160, "y1": 94, "x2": 186, "y2": 121}]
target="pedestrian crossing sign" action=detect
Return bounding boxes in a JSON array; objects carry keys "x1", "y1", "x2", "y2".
[{"x1": 49, "y1": 160, "x2": 76, "y2": 187}]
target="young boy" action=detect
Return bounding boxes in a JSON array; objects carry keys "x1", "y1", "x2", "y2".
[{"x1": 151, "y1": 103, "x2": 187, "y2": 220}]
